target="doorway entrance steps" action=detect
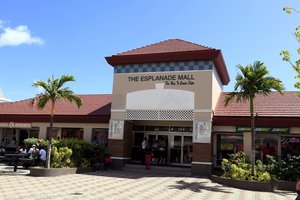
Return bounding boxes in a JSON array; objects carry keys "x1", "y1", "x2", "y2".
[{"x1": 122, "y1": 163, "x2": 191, "y2": 177}]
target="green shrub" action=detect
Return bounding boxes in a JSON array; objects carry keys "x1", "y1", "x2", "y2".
[
  {"x1": 52, "y1": 138, "x2": 109, "y2": 167},
  {"x1": 221, "y1": 152, "x2": 274, "y2": 182},
  {"x1": 265, "y1": 154, "x2": 300, "y2": 181},
  {"x1": 23, "y1": 137, "x2": 39, "y2": 148},
  {"x1": 50, "y1": 146, "x2": 73, "y2": 168},
  {"x1": 23, "y1": 138, "x2": 48, "y2": 149}
]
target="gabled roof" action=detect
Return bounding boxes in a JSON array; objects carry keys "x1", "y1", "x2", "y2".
[
  {"x1": 105, "y1": 39, "x2": 230, "y2": 85},
  {"x1": 214, "y1": 91, "x2": 300, "y2": 117},
  {"x1": 0, "y1": 94, "x2": 112, "y2": 116},
  {"x1": 115, "y1": 39, "x2": 214, "y2": 55}
]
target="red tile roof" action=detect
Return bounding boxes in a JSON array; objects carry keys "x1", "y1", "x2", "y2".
[
  {"x1": 106, "y1": 39, "x2": 230, "y2": 85},
  {"x1": 116, "y1": 39, "x2": 215, "y2": 55},
  {"x1": 0, "y1": 94, "x2": 112, "y2": 116},
  {"x1": 214, "y1": 91, "x2": 300, "y2": 117}
]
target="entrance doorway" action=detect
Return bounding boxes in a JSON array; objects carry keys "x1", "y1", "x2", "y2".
[
  {"x1": 131, "y1": 130, "x2": 193, "y2": 166},
  {"x1": 170, "y1": 134, "x2": 193, "y2": 165}
]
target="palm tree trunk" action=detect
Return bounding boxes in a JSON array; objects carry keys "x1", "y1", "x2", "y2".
[
  {"x1": 250, "y1": 98, "x2": 255, "y2": 176},
  {"x1": 46, "y1": 100, "x2": 55, "y2": 169}
]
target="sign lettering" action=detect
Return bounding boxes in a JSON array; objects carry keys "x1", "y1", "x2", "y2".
[{"x1": 128, "y1": 74, "x2": 195, "y2": 86}]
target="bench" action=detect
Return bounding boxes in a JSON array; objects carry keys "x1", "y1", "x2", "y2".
[
  {"x1": 18, "y1": 158, "x2": 35, "y2": 169},
  {"x1": 0, "y1": 155, "x2": 9, "y2": 163}
]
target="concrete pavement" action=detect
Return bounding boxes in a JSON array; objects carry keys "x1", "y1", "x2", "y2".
[{"x1": 0, "y1": 164, "x2": 297, "y2": 200}]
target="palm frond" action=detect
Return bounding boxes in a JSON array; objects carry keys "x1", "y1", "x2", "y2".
[
  {"x1": 225, "y1": 61, "x2": 284, "y2": 107},
  {"x1": 32, "y1": 94, "x2": 50, "y2": 109},
  {"x1": 58, "y1": 75, "x2": 75, "y2": 89}
]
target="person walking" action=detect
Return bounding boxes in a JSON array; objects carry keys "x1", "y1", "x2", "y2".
[
  {"x1": 145, "y1": 143, "x2": 152, "y2": 170},
  {"x1": 141, "y1": 137, "x2": 147, "y2": 165}
]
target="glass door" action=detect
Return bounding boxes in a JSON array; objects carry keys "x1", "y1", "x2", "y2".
[
  {"x1": 170, "y1": 135, "x2": 181, "y2": 163},
  {"x1": 144, "y1": 133, "x2": 169, "y2": 164},
  {"x1": 183, "y1": 136, "x2": 193, "y2": 164},
  {"x1": 170, "y1": 134, "x2": 193, "y2": 165}
]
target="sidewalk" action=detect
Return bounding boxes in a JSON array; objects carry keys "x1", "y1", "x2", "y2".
[{"x1": 0, "y1": 165, "x2": 297, "y2": 200}]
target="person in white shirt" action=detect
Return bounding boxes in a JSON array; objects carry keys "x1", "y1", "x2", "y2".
[
  {"x1": 39, "y1": 146, "x2": 46, "y2": 166},
  {"x1": 28, "y1": 144, "x2": 39, "y2": 160}
]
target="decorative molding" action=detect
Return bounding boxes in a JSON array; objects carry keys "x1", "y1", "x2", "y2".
[
  {"x1": 191, "y1": 162, "x2": 212, "y2": 165},
  {"x1": 111, "y1": 109, "x2": 126, "y2": 113},
  {"x1": 194, "y1": 109, "x2": 213, "y2": 113}
]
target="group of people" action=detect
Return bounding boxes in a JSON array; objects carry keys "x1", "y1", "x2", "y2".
[
  {"x1": 141, "y1": 138, "x2": 167, "y2": 170},
  {"x1": 16, "y1": 144, "x2": 47, "y2": 166}
]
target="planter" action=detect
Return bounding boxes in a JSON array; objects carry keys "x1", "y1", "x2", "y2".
[
  {"x1": 211, "y1": 175, "x2": 277, "y2": 192},
  {"x1": 30, "y1": 167, "x2": 93, "y2": 177},
  {"x1": 276, "y1": 180, "x2": 296, "y2": 191}
]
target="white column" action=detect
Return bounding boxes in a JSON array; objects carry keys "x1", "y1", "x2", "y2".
[
  {"x1": 243, "y1": 132, "x2": 251, "y2": 157},
  {"x1": 39, "y1": 126, "x2": 47, "y2": 139},
  {"x1": 83, "y1": 127, "x2": 93, "y2": 142},
  {"x1": 57, "y1": 128, "x2": 62, "y2": 138}
]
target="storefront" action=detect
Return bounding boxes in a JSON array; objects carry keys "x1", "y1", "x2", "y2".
[
  {"x1": 213, "y1": 92, "x2": 300, "y2": 168},
  {"x1": 0, "y1": 122, "x2": 39, "y2": 151},
  {"x1": 1, "y1": 39, "x2": 300, "y2": 176},
  {"x1": 105, "y1": 39, "x2": 230, "y2": 175},
  {"x1": 0, "y1": 94, "x2": 111, "y2": 152}
]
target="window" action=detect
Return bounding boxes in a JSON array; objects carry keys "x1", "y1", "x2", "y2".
[
  {"x1": 216, "y1": 134, "x2": 243, "y2": 165},
  {"x1": 61, "y1": 128, "x2": 83, "y2": 139}
]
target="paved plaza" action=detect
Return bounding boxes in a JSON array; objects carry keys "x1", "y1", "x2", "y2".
[{"x1": 0, "y1": 164, "x2": 297, "y2": 200}]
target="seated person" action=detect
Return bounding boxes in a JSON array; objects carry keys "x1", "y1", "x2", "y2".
[
  {"x1": 17, "y1": 146, "x2": 27, "y2": 154},
  {"x1": 28, "y1": 144, "x2": 39, "y2": 160}
]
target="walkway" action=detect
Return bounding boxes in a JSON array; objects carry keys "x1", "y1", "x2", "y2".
[{"x1": 0, "y1": 164, "x2": 297, "y2": 200}]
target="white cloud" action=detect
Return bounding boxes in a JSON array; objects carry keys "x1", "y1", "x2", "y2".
[
  {"x1": 0, "y1": 20, "x2": 4, "y2": 29},
  {"x1": 0, "y1": 24, "x2": 44, "y2": 47}
]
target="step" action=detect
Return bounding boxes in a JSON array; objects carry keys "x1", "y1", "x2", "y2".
[{"x1": 123, "y1": 164, "x2": 191, "y2": 176}]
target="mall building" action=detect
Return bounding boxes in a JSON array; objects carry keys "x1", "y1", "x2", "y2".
[{"x1": 0, "y1": 39, "x2": 300, "y2": 176}]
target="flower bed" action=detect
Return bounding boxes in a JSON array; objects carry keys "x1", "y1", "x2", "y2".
[{"x1": 211, "y1": 175, "x2": 277, "y2": 192}]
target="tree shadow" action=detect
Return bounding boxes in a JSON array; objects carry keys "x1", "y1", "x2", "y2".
[
  {"x1": 169, "y1": 180, "x2": 232, "y2": 193},
  {"x1": 81, "y1": 169, "x2": 191, "y2": 179}
]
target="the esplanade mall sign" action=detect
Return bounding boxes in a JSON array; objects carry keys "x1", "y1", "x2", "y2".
[{"x1": 128, "y1": 74, "x2": 195, "y2": 86}]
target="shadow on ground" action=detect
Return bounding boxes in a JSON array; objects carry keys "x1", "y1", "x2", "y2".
[
  {"x1": 81, "y1": 169, "x2": 191, "y2": 179},
  {"x1": 169, "y1": 180, "x2": 232, "y2": 193}
]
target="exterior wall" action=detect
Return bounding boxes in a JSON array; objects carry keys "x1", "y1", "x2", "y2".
[
  {"x1": 111, "y1": 70, "x2": 214, "y2": 116},
  {"x1": 211, "y1": 67, "x2": 223, "y2": 111},
  {"x1": 109, "y1": 60, "x2": 223, "y2": 175},
  {"x1": 213, "y1": 126, "x2": 235, "y2": 132},
  {"x1": 290, "y1": 127, "x2": 300, "y2": 134}
]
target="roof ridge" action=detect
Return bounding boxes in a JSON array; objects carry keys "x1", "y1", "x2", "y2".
[
  {"x1": 116, "y1": 39, "x2": 173, "y2": 56},
  {"x1": 116, "y1": 38, "x2": 216, "y2": 56},
  {"x1": 174, "y1": 38, "x2": 218, "y2": 50}
]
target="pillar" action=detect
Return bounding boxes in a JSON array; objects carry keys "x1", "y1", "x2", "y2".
[
  {"x1": 191, "y1": 119, "x2": 213, "y2": 177},
  {"x1": 38, "y1": 126, "x2": 47, "y2": 139},
  {"x1": 83, "y1": 127, "x2": 93, "y2": 142},
  {"x1": 243, "y1": 132, "x2": 251, "y2": 157},
  {"x1": 108, "y1": 120, "x2": 132, "y2": 169}
]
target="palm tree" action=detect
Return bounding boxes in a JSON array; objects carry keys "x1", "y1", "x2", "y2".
[
  {"x1": 224, "y1": 61, "x2": 284, "y2": 176},
  {"x1": 32, "y1": 75, "x2": 82, "y2": 168}
]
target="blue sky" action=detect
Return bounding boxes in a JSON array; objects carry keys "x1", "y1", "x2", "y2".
[{"x1": 0, "y1": 0, "x2": 299, "y2": 101}]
